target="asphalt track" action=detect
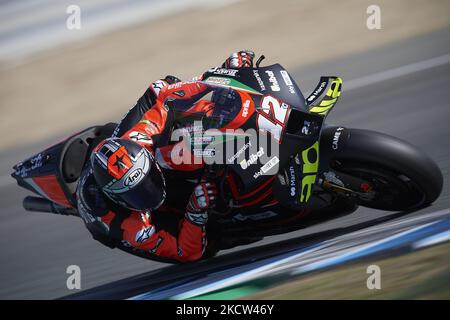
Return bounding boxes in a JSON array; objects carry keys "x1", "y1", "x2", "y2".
[
  {"x1": 0, "y1": 28, "x2": 449, "y2": 299},
  {"x1": 104, "y1": 209, "x2": 450, "y2": 300}
]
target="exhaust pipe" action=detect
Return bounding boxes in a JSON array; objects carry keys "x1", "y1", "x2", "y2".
[{"x1": 23, "y1": 196, "x2": 78, "y2": 216}]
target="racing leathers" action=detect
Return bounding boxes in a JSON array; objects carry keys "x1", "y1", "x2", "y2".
[{"x1": 76, "y1": 51, "x2": 254, "y2": 263}]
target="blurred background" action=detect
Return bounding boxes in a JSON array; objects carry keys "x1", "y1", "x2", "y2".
[{"x1": 0, "y1": 0, "x2": 449, "y2": 299}]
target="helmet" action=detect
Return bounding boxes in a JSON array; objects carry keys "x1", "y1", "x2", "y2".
[{"x1": 90, "y1": 138, "x2": 166, "y2": 211}]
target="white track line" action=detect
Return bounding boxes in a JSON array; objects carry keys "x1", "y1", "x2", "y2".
[
  {"x1": 413, "y1": 229, "x2": 450, "y2": 249},
  {"x1": 345, "y1": 53, "x2": 450, "y2": 91},
  {"x1": 292, "y1": 221, "x2": 439, "y2": 275},
  {"x1": 131, "y1": 208, "x2": 450, "y2": 300}
]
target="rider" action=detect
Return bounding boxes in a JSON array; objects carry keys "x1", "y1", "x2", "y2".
[{"x1": 77, "y1": 51, "x2": 255, "y2": 262}]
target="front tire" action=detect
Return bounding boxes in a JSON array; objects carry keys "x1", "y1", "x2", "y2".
[{"x1": 322, "y1": 128, "x2": 443, "y2": 211}]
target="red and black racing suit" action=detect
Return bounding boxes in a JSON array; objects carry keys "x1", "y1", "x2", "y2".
[{"x1": 76, "y1": 73, "x2": 232, "y2": 262}]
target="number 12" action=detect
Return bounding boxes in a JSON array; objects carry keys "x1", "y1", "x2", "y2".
[{"x1": 256, "y1": 95, "x2": 289, "y2": 143}]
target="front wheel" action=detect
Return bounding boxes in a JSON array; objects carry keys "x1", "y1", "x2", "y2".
[{"x1": 321, "y1": 128, "x2": 443, "y2": 211}]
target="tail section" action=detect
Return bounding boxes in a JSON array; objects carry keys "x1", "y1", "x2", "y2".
[{"x1": 11, "y1": 123, "x2": 118, "y2": 210}]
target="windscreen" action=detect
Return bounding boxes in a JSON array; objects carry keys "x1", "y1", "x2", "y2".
[{"x1": 169, "y1": 83, "x2": 245, "y2": 131}]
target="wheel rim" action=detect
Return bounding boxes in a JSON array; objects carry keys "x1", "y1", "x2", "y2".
[{"x1": 333, "y1": 162, "x2": 427, "y2": 211}]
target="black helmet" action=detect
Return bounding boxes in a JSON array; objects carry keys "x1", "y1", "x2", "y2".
[{"x1": 90, "y1": 138, "x2": 166, "y2": 211}]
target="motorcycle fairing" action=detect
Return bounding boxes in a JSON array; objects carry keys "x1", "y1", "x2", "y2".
[
  {"x1": 202, "y1": 64, "x2": 308, "y2": 111},
  {"x1": 307, "y1": 76, "x2": 343, "y2": 117}
]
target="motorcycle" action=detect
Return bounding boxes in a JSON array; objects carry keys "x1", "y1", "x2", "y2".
[{"x1": 11, "y1": 56, "x2": 443, "y2": 257}]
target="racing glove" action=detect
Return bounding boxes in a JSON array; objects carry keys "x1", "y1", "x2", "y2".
[
  {"x1": 185, "y1": 182, "x2": 217, "y2": 226},
  {"x1": 222, "y1": 50, "x2": 255, "y2": 69}
]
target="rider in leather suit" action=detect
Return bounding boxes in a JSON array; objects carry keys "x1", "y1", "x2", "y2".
[{"x1": 76, "y1": 51, "x2": 255, "y2": 262}]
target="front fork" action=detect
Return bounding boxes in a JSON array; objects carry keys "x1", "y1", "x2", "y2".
[{"x1": 317, "y1": 169, "x2": 376, "y2": 201}]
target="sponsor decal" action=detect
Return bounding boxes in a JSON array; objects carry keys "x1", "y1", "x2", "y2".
[
  {"x1": 240, "y1": 147, "x2": 264, "y2": 169},
  {"x1": 184, "y1": 123, "x2": 204, "y2": 134},
  {"x1": 241, "y1": 99, "x2": 251, "y2": 118},
  {"x1": 205, "y1": 77, "x2": 231, "y2": 86},
  {"x1": 280, "y1": 70, "x2": 296, "y2": 94},
  {"x1": 290, "y1": 186, "x2": 296, "y2": 196},
  {"x1": 129, "y1": 131, "x2": 153, "y2": 145},
  {"x1": 135, "y1": 226, "x2": 155, "y2": 243},
  {"x1": 191, "y1": 135, "x2": 215, "y2": 146},
  {"x1": 265, "y1": 70, "x2": 280, "y2": 92},
  {"x1": 208, "y1": 67, "x2": 238, "y2": 77},
  {"x1": 193, "y1": 148, "x2": 216, "y2": 158},
  {"x1": 124, "y1": 168, "x2": 144, "y2": 187},
  {"x1": 307, "y1": 81, "x2": 327, "y2": 103},
  {"x1": 253, "y1": 156, "x2": 280, "y2": 179},
  {"x1": 167, "y1": 82, "x2": 183, "y2": 90},
  {"x1": 280, "y1": 70, "x2": 293, "y2": 86},
  {"x1": 15, "y1": 153, "x2": 46, "y2": 177},
  {"x1": 167, "y1": 80, "x2": 197, "y2": 90},
  {"x1": 253, "y1": 70, "x2": 266, "y2": 91},
  {"x1": 227, "y1": 141, "x2": 251, "y2": 163},
  {"x1": 104, "y1": 148, "x2": 150, "y2": 194},
  {"x1": 301, "y1": 120, "x2": 311, "y2": 135},
  {"x1": 299, "y1": 141, "x2": 319, "y2": 203},
  {"x1": 151, "y1": 80, "x2": 166, "y2": 96},
  {"x1": 107, "y1": 147, "x2": 132, "y2": 180},
  {"x1": 30, "y1": 154, "x2": 44, "y2": 169},
  {"x1": 332, "y1": 127, "x2": 345, "y2": 150},
  {"x1": 289, "y1": 166, "x2": 296, "y2": 197}
]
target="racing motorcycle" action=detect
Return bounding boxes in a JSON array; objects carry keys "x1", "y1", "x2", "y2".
[{"x1": 11, "y1": 56, "x2": 443, "y2": 256}]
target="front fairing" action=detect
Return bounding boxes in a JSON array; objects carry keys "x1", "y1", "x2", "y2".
[{"x1": 202, "y1": 64, "x2": 308, "y2": 111}]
